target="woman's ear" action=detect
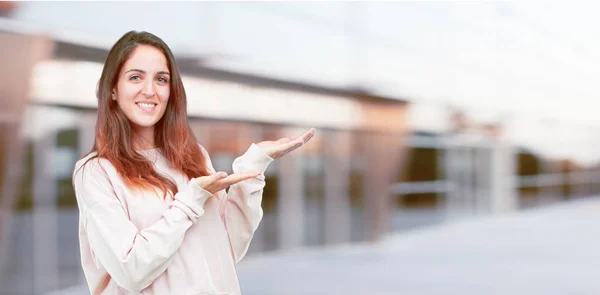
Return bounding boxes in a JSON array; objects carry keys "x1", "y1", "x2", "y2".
[{"x1": 111, "y1": 89, "x2": 117, "y2": 101}]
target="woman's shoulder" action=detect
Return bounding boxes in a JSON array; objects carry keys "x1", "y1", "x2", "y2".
[
  {"x1": 73, "y1": 152, "x2": 115, "y2": 180},
  {"x1": 197, "y1": 142, "x2": 208, "y2": 154}
]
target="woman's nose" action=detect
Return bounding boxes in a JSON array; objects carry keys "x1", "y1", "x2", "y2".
[{"x1": 142, "y1": 80, "x2": 155, "y2": 97}]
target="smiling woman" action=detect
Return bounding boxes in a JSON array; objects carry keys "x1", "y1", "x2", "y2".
[{"x1": 72, "y1": 30, "x2": 315, "y2": 295}]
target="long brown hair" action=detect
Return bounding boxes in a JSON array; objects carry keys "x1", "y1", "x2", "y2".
[{"x1": 80, "y1": 30, "x2": 210, "y2": 199}]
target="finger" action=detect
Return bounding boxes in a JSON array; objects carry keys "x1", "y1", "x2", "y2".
[
  {"x1": 219, "y1": 171, "x2": 261, "y2": 187},
  {"x1": 194, "y1": 171, "x2": 228, "y2": 192},
  {"x1": 277, "y1": 137, "x2": 292, "y2": 144},
  {"x1": 207, "y1": 171, "x2": 228, "y2": 184},
  {"x1": 280, "y1": 138, "x2": 304, "y2": 153},
  {"x1": 221, "y1": 172, "x2": 260, "y2": 187},
  {"x1": 271, "y1": 129, "x2": 316, "y2": 158},
  {"x1": 302, "y1": 128, "x2": 315, "y2": 143},
  {"x1": 295, "y1": 128, "x2": 315, "y2": 144}
]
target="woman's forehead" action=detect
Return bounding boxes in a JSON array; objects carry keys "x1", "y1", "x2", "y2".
[{"x1": 122, "y1": 45, "x2": 169, "y2": 73}]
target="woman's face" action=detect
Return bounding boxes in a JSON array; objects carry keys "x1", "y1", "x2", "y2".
[{"x1": 113, "y1": 44, "x2": 170, "y2": 136}]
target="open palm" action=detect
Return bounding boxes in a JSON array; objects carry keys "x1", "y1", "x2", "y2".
[{"x1": 256, "y1": 128, "x2": 315, "y2": 159}]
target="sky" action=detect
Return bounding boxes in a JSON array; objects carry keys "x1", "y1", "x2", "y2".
[{"x1": 6, "y1": 1, "x2": 600, "y2": 164}]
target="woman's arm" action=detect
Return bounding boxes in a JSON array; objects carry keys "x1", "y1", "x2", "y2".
[
  {"x1": 199, "y1": 144, "x2": 274, "y2": 264},
  {"x1": 223, "y1": 144, "x2": 274, "y2": 264},
  {"x1": 199, "y1": 128, "x2": 313, "y2": 264},
  {"x1": 73, "y1": 157, "x2": 212, "y2": 293}
]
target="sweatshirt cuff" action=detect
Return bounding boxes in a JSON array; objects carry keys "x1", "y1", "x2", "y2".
[
  {"x1": 172, "y1": 180, "x2": 213, "y2": 222},
  {"x1": 232, "y1": 143, "x2": 275, "y2": 174}
]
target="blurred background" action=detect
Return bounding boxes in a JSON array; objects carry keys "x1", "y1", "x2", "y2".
[{"x1": 2, "y1": 1, "x2": 600, "y2": 294}]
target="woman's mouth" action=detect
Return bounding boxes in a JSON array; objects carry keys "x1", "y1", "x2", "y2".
[{"x1": 136, "y1": 102, "x2": 157, "y2": 112}]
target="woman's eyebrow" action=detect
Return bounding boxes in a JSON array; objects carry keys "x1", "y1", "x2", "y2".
[
  {"x1": 124, "y1": 69, "x2": 170, "y2": 75},
  {"x1": 124, "y1": 68, "x2": 145, "y2": 74}
]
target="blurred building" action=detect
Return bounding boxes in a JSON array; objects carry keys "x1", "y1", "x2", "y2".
[{"x1": 3, "y1": 2, "x2": 600, "y2": 295}]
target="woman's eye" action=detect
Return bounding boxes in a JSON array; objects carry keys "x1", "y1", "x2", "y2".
[
  {"x1": 129, "y1": 75, "x2": 141, "y2": 81},
  {"x1": 157, "y1": 77, "x2": 168, "y2": 83}
]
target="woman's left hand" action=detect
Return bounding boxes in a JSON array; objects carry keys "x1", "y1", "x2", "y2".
[{"x1": 256, "y1": 128, "x2": 316, "y2": 159}]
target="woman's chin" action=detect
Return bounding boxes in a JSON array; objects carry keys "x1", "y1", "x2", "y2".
[{"x1": 131, "y1": 120, "x2": 159, "y2": 130}]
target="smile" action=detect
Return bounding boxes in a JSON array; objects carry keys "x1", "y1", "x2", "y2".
[{"x1": 136, "y1": 102, "x2": 157, "y2": 112}]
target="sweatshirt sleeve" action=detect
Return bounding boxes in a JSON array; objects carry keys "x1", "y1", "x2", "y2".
[
  {"x1": 199, "y1": 144, "x2": 274, "y2": 264},
  {"x1": 72, "y1": 157, "x2": 213, "y2": 293}
]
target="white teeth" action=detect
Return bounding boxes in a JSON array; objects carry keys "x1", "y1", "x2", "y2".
[{"x1": 137, "y1": 103, "x2": 156, "y2": 108}]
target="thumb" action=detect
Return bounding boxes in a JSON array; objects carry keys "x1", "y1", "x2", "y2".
[
  {"x1": 209, "y1": 171, "x2": 228, "y2": 183},
  {"x1": 277, "y1": 137, "x2": 292, "y2": 144},
  {"x1": 194, "y1": 171, "x2": 227, "y2": 190}
]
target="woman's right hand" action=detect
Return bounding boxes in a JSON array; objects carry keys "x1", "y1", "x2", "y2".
[{"x1": 193, "y1": 171, "x2": 261, "y2": 195}]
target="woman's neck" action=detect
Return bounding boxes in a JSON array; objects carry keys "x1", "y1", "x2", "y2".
[{"x1": 132, "y1": 127, "x2": 156, "y2": 151}]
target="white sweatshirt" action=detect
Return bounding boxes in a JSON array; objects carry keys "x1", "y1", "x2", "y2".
[{"x1": 72, "y1": 143, "x2": 274, "y2": 295}]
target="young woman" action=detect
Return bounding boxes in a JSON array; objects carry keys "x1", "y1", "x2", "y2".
[{"x1": 72, "y1": 30, "x2": 315, "y2": 295}]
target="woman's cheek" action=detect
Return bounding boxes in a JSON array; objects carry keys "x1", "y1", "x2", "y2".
[{"x1": 159, "y1": 87, "x2": 170, "y2": 101}]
